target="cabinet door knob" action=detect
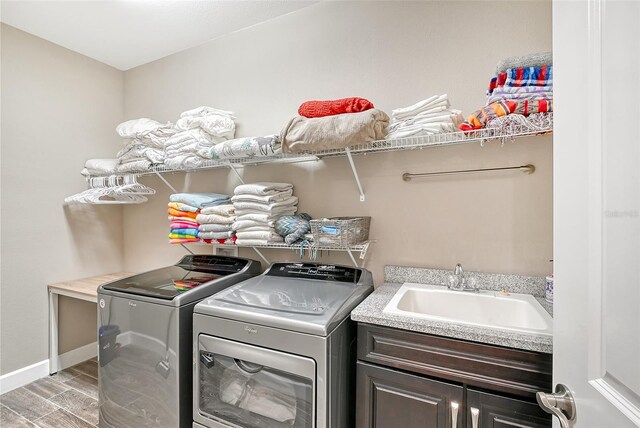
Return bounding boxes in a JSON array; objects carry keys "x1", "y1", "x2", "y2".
[
  {"x1": 450, "y1": 401, "x2": 459, "y2": 428},
  {"x1": 470, "y1": 407, "x2": 480, "y2": 428}
]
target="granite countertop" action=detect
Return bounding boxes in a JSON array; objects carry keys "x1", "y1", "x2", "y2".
[{"x1": 351, "y1": 266, "x2": 553, "y2": 354}]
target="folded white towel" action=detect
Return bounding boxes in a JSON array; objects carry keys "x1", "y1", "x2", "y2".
[
  {"x1": 180, "y1": 106, "x2": 236, "y2": 120},
  {"x1": 176, "y1": 115, "x2": 235, "y2": 140},
  {"x1": 230, "y1": 190, "x2": 293, "y2": 204},
  {"x1": 235, "y1": 213, "x2": 288, "y2": 223},
  {"x1": 232, "y1": 197, "x2": 298, "y2": 213},
  {"x1": 232, "y1": 219, "x2": 275, "y2": 230},
  {"x1": 235, "y1": 230, "x2": 282, "y2": 241},
  {"x1": 198, "y1": 231, "x2": 235, "y2": 239},
  {"x1": 236, "y1": 237, "x2": 284, "y2": 246},
  {"x1": 391, "y1": 94, "x2": 449, "y2": 121},
  {"x1": 200, "y1": 205, "x2": 235, "y2": 216},
  {"x1": 235, "y1": 208, "x2": 296, "y2": 218},
  {"x1": 234, "y1": 182, "x2": 293, "y2": 196},
  {"x1": 196, "y1": 213, "x2": 235, "y2": 224},
  {"x1": 116, "y1": 118, "x2": 173, "y2": 139},
  {"x1": 198, "y1": 223, "x2": 233, "y2": 232},
  {"x1": 82, "y1": 158, "x2": 120, "y2": 176}
]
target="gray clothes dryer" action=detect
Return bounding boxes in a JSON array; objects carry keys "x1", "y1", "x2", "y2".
[
  {"x1": 97, "y1": 255, "x2": 261, "y2": 428},
  {"x1": 192, "y1": 262, "x2": 374, "y2": 428}
]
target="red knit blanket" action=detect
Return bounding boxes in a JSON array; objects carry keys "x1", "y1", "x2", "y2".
[{"x1": 298, "y1": 97, "x2": 374, "y2": 118}]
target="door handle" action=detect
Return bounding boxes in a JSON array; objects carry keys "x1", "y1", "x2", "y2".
[
  {"x1": 450, "y1": 401, "x2": 459, "y2": 428},
  {"x1": 536, "y1": 384, "x2": 577, "y2": 428},
  {"x1": 470, "y1": 407, "x2": 479, "y2": 428}
]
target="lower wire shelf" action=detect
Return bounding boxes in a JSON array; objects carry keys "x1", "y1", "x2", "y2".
[{"x1": 178, "y1": 241, "x2": 371, "y2": 267}]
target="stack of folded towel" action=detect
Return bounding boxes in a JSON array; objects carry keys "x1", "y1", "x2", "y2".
[
  {"x1": 386, "y1": 94, "x2": 464, "y2": 139},
  {"x1": 116, "y1": 118, "x2": 176, "y2": 172},
  {"x1": 460, "y1": 52, "x2": 553, "y2": 131},
  {"x1": 196, "y1": 203, "x2": 236, "y2": 244},
  {"x1": 231, "y1": 183, "x2": 297, "y2": 245},
  {"x1": 168, "y1": 193, "x2": 232, "y2": 244},
  {"x1": 281, "y1": 97, "x2": 388, "y2": 153},
  {"x1": 164, "y1": 107, "x2": 236, "y2": 169},
  {"x1": 168, "y1": 202, "x2": 200, "y2": 244}
]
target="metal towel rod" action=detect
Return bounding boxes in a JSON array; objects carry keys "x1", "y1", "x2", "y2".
[{"x1": 402, "y1": 164, "x2": 535, "y2": 181}]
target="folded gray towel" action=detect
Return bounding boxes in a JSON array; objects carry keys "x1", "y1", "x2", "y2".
[
  {"x1": 496, "y1": 52, "x2": 552, "y2": 74},
  {"x1": 280, "y1": 109, "x2": 389, "y2": 153}
]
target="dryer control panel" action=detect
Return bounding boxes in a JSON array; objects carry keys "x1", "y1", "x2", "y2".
[{"x1": 267, "y1": 263, "x2": 362, "y2": 283}]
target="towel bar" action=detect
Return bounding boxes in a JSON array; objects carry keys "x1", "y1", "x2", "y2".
[{"x1": 402, "y1": 164, "x2": 535, "y2": 181}]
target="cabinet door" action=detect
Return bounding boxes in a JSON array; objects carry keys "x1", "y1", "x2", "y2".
[
  {"x1": 466, "y1": 389, "x2": 551, "y2": 428},
  {"x1": 357, "y1": 361, "x2": 464, "y2": 428}
]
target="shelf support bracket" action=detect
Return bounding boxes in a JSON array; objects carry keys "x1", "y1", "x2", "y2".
[
  {"x1": 344, "y1": 148, "x2": 365, "y2": 202},
  {"x1": 226, "y1": 162, "x2": 245, "y2": 184},
  {"x1": 346, "y1": 249, "x2": 359, "y2": 267},
  {"x1": 180, "y1": 243, "x2": 195, "y2": 255},
  {"x1": 251, "y1": 247, "x2": 269, "y2": 265},
  {"x1": 152, "y1": 170, "x2": 178, "y2": 193}
]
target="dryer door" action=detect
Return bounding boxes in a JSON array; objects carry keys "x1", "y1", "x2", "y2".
[{"x1": 196, "y1": 334, "x2": 316, "y2": 428}]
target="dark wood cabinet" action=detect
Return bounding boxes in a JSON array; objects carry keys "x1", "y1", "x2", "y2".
[
  {"x1": 466, "y1": 389, "x2": 551, "y2": 428},
  {"x1": 356, "y1": 323, "x2": 552, "y2": 428},
  {"x1": 357, "y1": 361, "x2": 464, "y2": 428}
]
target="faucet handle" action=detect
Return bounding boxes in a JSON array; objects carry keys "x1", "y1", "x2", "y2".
[{"x1": 454, "y1": 263, "x2": 464, "y2": 276}]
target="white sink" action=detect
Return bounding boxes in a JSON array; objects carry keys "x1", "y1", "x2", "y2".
[{"x1": 383, "y1": 283, "x2": 553, "y2": 336}]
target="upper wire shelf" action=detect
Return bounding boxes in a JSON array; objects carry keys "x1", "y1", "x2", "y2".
[{"x1": 88, "y1": 122, "x2": 553, "y2": 179}]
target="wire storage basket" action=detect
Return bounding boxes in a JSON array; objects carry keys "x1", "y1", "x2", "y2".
[{"x1": 310, "y1": 217, "x2": 371, "y2": 247}]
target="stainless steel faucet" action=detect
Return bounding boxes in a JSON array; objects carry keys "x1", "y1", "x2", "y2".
[{"x1": 448, "y1": 263, "x2": 479, "y2": 292}]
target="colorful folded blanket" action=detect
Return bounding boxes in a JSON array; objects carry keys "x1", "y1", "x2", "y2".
[
  {"x1": 460, "y1": 99, "x2": 553, "y2": 131},
  {"x1": 280, "y1": 109, "x2": 389, "y2": 154},
  {"x1": 298, "y1": 97, "x2": 374, "y2": 118},
  {"x1": 504, "y1": 66, "x2": 553, "y2": 88},
  {"x1": 169, "y1": 193, "x2": 231, "y2": 209},
  {"x1": 459, "y1": 101, "x2": 517, "y2": 131},
  {"x1": 169, "y1": 238, "x2": 200, "y2": 244},
  {"x1": 512, "y1": 98, "x2": 553, "y2": 116},
  {"x1": 167, "y1": 208, "x2": 198, "y2": 219},
  {"x1": 170, "y1": 221, "x2": 199, "y2": 229},
  {"x1": 168, "y1": 216, "x2": 199, "y2": 223},
  {"x1": 170, "y1": 228, "x2": 200, "y2": 236},
  {"x1": 169, "y1": 233, "x2": 199, "y2": 239},
  {"x1": 167, "y1": 202, "x2": 199, "y2": 213}
]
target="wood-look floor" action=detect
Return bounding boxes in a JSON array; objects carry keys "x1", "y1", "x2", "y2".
[{"x1": 0, "y1": 359, "x2": 99, "y2": 427}]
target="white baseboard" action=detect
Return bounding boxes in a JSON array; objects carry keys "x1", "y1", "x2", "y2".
[
  {"x1": 0, "y1": 342, "x2": 98, "y2": 395},
  {"x1": 0, "y1": 360, "x2": 49, "y2": 395},
  {"x1": 58, "y1": 341, "x2": 98, "y2": 372}
]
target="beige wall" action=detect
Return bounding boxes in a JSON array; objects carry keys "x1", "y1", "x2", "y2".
[
  {"x1": 0, "y1": 24, "x2": 124, "y2": 374},
  {"x1": 122, "y1": 1, "x2": 553, "y2": 281}
]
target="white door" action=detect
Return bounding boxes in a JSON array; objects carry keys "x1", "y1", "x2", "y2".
[{"x1": 551, "y1": 0, "x2": 640, "y2": 427}]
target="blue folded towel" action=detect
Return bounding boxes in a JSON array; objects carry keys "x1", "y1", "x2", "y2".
[
  {"x1": 170, "y1": 193, "x2": 230, "y2": 209},
  {"x1": 170, "y1": 228, "x2": 200, "y2": 236}
]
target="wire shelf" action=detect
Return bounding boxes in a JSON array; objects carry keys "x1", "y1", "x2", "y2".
[
  {"x1": 199, "y1": 241, "x2": 369, "y2": 252},
  {"x1": 87, "y1": 121, "x2": 552, "y2": 178}
]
